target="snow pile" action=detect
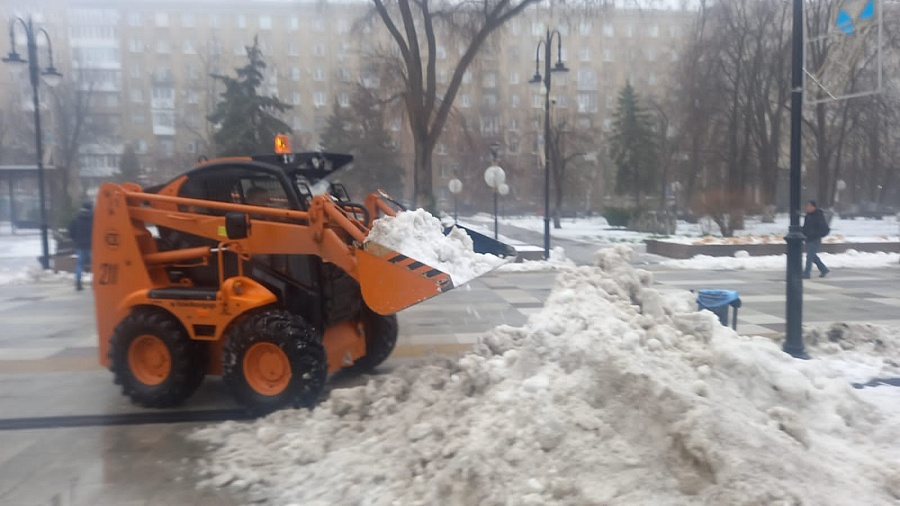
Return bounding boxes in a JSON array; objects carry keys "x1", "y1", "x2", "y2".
[
  {"x1": 805, "y1": 322, "x2": 900, "y2": 383},
  {"x1": 365, "y1": 208, "x2": 509, "y2": 285},
  {"x1": 190, "y1": 244, "x2": 900, "y2": 506}
]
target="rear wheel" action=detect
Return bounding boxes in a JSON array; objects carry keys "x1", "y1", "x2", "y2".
[
  {"x1": 346, "y1": 308, "x2": 398, "y2": 373},
  {"x1": 223, "y1": 310, "x2": 326, "y2": 412},
  {"x1": 108, "y1": 308, "x2": 206, "y2": 408}
]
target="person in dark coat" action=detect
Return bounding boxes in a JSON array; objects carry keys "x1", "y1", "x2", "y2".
[
  {"x1": 802, "y1": 199, "x2": 830, "y2": 279},
  {"x1": 68, "y1": 202, "x2": 94, "y2": 291}
]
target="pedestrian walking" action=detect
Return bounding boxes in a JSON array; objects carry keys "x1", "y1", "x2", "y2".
[
  {"x1": 802, "y1": 199, "x2": 830, "y2": 279},
  {"x1": 68, "y1": 202, "x2": 94, "y2": 291}
]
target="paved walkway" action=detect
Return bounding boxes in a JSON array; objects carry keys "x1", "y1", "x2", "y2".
[{"x1": 1, "y1": 259, "x2": 899, "y2": 505}]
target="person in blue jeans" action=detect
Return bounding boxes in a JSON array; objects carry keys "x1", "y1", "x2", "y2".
[
  {"x1": 67, "y1": 202, "x2": 94, "y2": 291},
  {"x1": 802, "y1": 200, "x2": 830, "y2": 279}
]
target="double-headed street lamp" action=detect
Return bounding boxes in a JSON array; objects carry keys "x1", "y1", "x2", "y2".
[
  {"x1": 530, "y1": 29, "x2": 568, "y2": 260},
  {"x1": 4, "y1": 16, "x2": 63, "y2": 270}
]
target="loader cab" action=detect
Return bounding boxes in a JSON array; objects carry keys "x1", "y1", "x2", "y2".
[{"x1": 146, "y1": 153, "x2": 363, "y2": 332}]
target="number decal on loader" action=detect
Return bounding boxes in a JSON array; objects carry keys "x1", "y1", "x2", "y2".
[{"x1": 98, "y1": 263, "x2": 119, "y2": 285}]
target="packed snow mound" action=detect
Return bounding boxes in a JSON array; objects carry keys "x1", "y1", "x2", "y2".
[
  {"x1": 804, "y1": 322, "x2": 900, "y2": 383},
  {"x1": 191, "y1": 244, "x2": 900, "y2": 506},
  {"x1": 364, "y1": 208, "x2": 509, "y2": 285}
]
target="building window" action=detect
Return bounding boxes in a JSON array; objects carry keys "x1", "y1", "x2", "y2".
[
  {"x1": 532, "y1": 22, "x2": 544, "y2": 36},
  {"x1": 533, "y1": 94, "x2": 543, "y2": 108},
  {"x1": 649, "y1": 24, "x2": 659, "y2": 38},
  {"x1": 291, "y1": 67, "x2": 301, "y2": 81},
  {"x1": 130, "y1": 89, "x2": 143, "y2": 102},
  {"x1": 391, "y1": 118, "x2": 401, "y2": 131},
  {"x1": 338, "y1": 68, "x2": 351, "y2": 82},
  {"x1": 603, "y1": 118, "x2": 612, "y2": 132},
  {"x1": 509, "y1": 72, "x2": 519, "y2": 85},
  {"x1": 606, "y1": 94, "x2": 615, "y2": 109},
  {"x1": 314, "y1": 91, "x2": 326, "y2": 107},
  {"x1": 290, "y1": 17, "x2": 299, "y2": 30},
  {"x1": 509, "y1": 118, "x2": 519, "y2": 131},
  {"x1": 132, "y1": 113, "x2": 145, "y2": 126},
  {"x1": 511, "y1": 94, "x2": 520, "y2": 108},
  {"x1": 313, "y1": 19, "x2": 324, "y2": 32},
  {"x1": 292, "y1": 117, "x2": 302, "y2": 130},
  {"x1": 313, "y1": 68, "x2": 325, "y2": 81},
  {"x1": 337, "y1": 20, "x2": 350, "y2": 33},
  {"x1": 603, "y1": 49, "x2": 614, "y2": 62},
  {"x1": 460, "y1": 94, "x2": 471, "y2": 108},
  {"x1": 183, "y1": 40, "x2": 196, "y2": 55},
  {"x1": 313, "y1": 44, "x2": 325, "y2": 57},
  {"x1": 128, "y1": 39, "x2": 142, "y2": 53},
  {"x1": 579, "y1": 47, "x2": 590, "y2": 62},
  {"x1": 182, "y1": 13, "x2": 196, "y2": 28},
  {"x1": 462, "y1": 70, "x2": 471, "y2": 84},
  {"x1": 259, "y1": 16, "x2": 272, "y2": 30},
  {"x1": 128, "y1": 13, "x2": 141, "y2": 27},
  {"x1": 155, "y1": 13, "x2": 169, "y2": 27},
  {"x1": 157, "y1": 40, "x2": 170, "y2": 54},
  {"x1": 131, "y1": 64, "x2": 142, "y2": 79},
  {"x1": 603, "y1": 24, "x2": 614, "y2": 37},
  {"x1": 237, "y1": 15, "x2": 246, "y2": 29},
  {"x1": 579, "y1": 20, "x2": 592, "y2": 36},
  {"x1": 671, "y1": 50, "x2": 680, "y2": 62},
  {"x1": 235, "y1": 42, "x2": 245, "y2": 56},
  {"x1": 483, "y1": 72, "x2": 497, "y2": 88},
  {"x1": 160, "y1": 139, "x2": 174, "y2": 156},
  {"x1": 187, "y1": 90, "x2": 199, "y2": 104},
  {"x1": 208, "y1": 14, "x2": 220, "y2": 28},
  {"x1": 626, "y1": 25, "x2": 635, "y2": 37},
  {"x1": 438, "y1": 70, "x2": 448, "y2": 84},
  {"x1": 339, "y1": 93, "x2": 349, "y2": 107},
  {"x1": 291, "y1": 92, "x2": 301, "y2": 105}
]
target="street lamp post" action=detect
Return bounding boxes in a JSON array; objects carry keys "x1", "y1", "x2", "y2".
[
  {"x1": 3, "y1": 16, "x2": 63, "y2": 270},
  {"x1": 448, "y1": 178, "x2": 462, "y2": 224},
  {"x1": 783, "y1": 0, "x2": 808, "y2": 359},
  {"x1": 530, "y1": 30, "x2": 568, "y2": 260}
]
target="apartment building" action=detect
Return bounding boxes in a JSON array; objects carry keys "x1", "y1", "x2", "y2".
[{"x1": 0, "y1": 0, "x2": 693, "y2": 209}]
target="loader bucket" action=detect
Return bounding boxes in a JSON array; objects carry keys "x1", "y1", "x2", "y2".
[
  {"x1": 444, "y1": 224, "x2": 518, "y2": 258},
  {"x1": 357, "y1": 243, "x2": 454, "y2": 315}
]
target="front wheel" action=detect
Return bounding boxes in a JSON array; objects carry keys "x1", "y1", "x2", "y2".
[
  {"x1": 223, "y1": 310, "x2": 327, "y2": 412},
  {"x1": 345, "y1": 308, "x2": 398, "y2": 374},
  {"x1": 108, "y1": 308, "x2": 206, "y2": 408}
]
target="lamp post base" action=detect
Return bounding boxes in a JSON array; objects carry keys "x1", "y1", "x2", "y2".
[{"x1": 783, "y1": 226, "x2": 809, "y2": 359}]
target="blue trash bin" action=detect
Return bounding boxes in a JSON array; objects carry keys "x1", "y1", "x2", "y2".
[{"x1": 696, "y1": 289, "x2": 742, "y2": 330}]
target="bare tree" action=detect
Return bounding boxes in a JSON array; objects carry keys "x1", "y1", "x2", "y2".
[
  {"x1": 48, "y1": 77, "x2": 99, "y2": 220},
  {"x1": 370, "y1": 0, "x2": 539, "y2": 209}
]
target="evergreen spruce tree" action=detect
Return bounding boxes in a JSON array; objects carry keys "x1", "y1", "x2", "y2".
[
  {"x1": 609, "y1": 81, "x2": 658, "y2": 207},
  {"x1": 207, "y1": 36, "x2": 292, "y2": 157},
  {"x1": 118, "y1": 143, "x2": 141, "y2": 183}
]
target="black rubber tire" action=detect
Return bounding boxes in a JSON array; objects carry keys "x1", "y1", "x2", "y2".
[
  {"x1": 222, "y1": 310, "x2": 327, "y2": 413},
  {"x1": 108, "y1": 308, "x2": 207, "y2": 408},
  {"x1": 345, "y1": 308, "x2": 398, "y2": 374}
]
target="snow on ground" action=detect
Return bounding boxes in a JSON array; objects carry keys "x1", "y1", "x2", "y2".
[
  {"x1": 190, "y1": 245, "x2": 900, "y2": 506},
  {"x1": 663, "y1": 250, "x2": 900, "y2": 271},
  {"x1": 0, "y1": 225, "x2": 76, "y2": 285},
  {"x1": 476, "y1": 212, "x2": 900, "y2": 246}
]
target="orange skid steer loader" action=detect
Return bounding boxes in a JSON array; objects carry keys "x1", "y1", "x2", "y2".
[{"x1": 92, "y1": 147, "x2": 514, "y2": 412}]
